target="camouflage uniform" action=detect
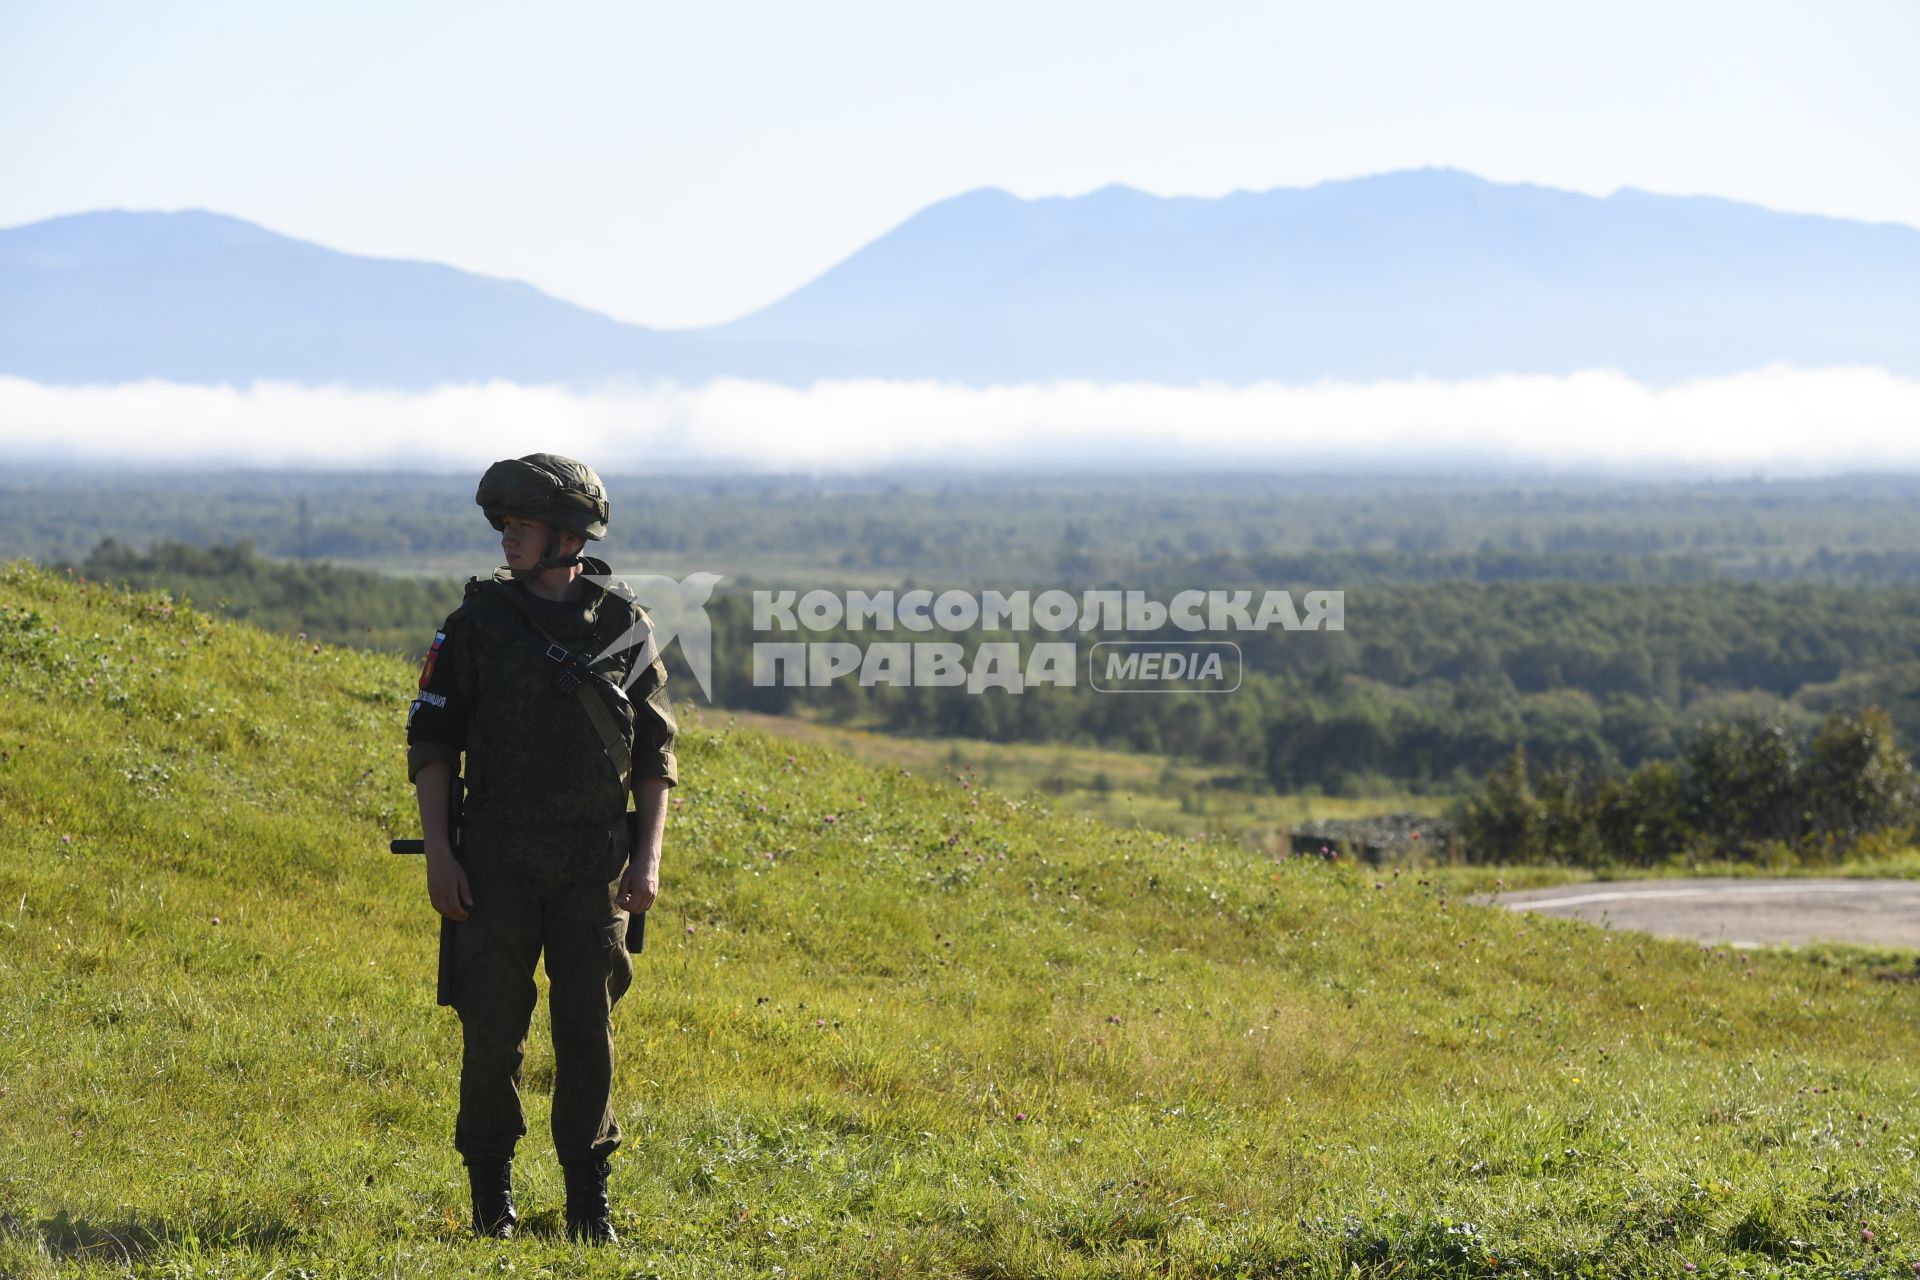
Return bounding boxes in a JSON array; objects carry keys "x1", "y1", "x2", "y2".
[
  {"x1": 407, "y1": 460, "x2": 678, "y2": 1240},
  {"x1": 409, "y1": 561, "x2": 676, "y2": 1171}
]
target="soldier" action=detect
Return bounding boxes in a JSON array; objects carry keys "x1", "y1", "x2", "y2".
[{"x1": 406, "y1": 453, "x2": 677, "y2": 1243}]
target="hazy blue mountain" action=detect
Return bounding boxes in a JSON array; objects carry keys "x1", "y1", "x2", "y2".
[
  {"x1": 0, "y1": 210, "x2": 707, "y2": 386},
  {"x1": 4, "y1": 171, "x2": 1917, "y2": 386},
  {"x1": 711, "y1": 170, "x2": 1920, "y2": 382}
]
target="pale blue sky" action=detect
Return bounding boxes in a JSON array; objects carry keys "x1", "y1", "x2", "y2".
[{"x1": 3, "y1": 1, "x2": 1915, "y2": 328}]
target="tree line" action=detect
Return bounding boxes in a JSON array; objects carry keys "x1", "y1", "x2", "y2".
[
  {"x1": 19, "y1": 468, "x2": 1920, "y2": 584},
  {"x1": 1458, "y1": 708, "x2": 1917, "y2": 865},
  {"x1": 68, "y1": 538, "x2": 462, "y2": 654},
  {"x1": 52, "y1": 539, "x2": 1920, "y2": 803},
  {"x1": 701, "y1": 581, "x2": 1920, "y2": 795}
]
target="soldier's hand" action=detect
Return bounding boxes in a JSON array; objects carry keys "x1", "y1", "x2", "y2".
[
  {"x1": 618, "y1": 861, "x2": 658, "y2": 914},
  {"x1": 426, "y1": 846, "x2": 473, "y2": 921}
]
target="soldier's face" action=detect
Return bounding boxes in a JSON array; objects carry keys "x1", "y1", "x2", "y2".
[{"x1": 500, "y1": 517, "x2": 553, "y2": 571}]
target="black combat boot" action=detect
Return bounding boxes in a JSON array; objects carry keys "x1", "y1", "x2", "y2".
[
  {"x1": 466, "y1": 1158, "x2": 517, "y2": 1239},
  {"x1": 562, "y1": 1156, "x2": 616, "y2": 1244}
]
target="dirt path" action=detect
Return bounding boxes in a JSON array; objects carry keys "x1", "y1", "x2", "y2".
[{"x1": 1489, "y1": 877, "x2": 1920, "y2": 949}]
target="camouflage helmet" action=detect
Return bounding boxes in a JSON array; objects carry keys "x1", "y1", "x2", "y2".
[{"x1": 475, "y1": 453, "x2": 610, "y2": 541}]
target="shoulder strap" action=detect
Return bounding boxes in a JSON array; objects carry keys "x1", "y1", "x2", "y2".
[{"x1": 485, "y1": 581, "x2": 633, "y2": 792}]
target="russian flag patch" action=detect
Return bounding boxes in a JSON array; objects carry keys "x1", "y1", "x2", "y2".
[{"x1": 418, "y1": 631, "x2": 446, "y2": 689}]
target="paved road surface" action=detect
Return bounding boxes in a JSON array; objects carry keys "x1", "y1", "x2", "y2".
[{"x1": 1490, "y1": 878, "x2": 1920, "y2": 948}]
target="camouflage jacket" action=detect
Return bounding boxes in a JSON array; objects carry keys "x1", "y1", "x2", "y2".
[{"x1": 406, "y1": 558, "x2": 677, "y2": 883}]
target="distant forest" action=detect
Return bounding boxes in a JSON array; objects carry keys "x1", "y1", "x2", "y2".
[
  {"x1": 14, "y1": 468, "x2": 1920, "y2": 584},
  {"x1": 31, "y1": 466, "x2": 1920, "y2": 800},
  {"x1": 69, "y1": 537, "x2": 462, "y2": 655}
]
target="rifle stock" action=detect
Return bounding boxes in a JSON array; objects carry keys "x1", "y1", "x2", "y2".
[{"x1": 387, "y1": 776, "x2": 464, "y2": 1005}]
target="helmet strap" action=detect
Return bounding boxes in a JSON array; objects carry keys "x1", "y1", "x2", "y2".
[{"x1": 512, "y1": 527, "x2": 586, "y2": 580}]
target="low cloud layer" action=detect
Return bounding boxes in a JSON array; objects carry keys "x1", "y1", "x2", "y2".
[{"x1": 2, "y1": 367, "x2": 1917, "y2": 474}]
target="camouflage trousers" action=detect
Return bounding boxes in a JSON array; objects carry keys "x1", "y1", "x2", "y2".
[{"x1": 451, "y1": 850, "x2": 633, "y2": 1167}]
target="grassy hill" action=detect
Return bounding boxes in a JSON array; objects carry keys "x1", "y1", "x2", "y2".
[{"x1": 1, "y1": 560, "x2": 1917, "y2": 1278}]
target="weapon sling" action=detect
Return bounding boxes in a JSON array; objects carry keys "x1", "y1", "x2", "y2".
[{"x1": 490, "y1": 583, "x2": 634, "y2": 791}]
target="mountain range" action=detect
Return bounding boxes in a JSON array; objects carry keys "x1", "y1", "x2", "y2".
[{"x1": 4, "y1": 169, "x2": 1916, "y2": 387}]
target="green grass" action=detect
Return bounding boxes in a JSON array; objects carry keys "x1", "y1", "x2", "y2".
[
  {"x1": 719, "y1": 713, "x2": 1920, "y2": 898},
  {"x1": 720, "y1": 708, "x2": 1447, "y2": 857},
  {"x1": 2, "y1": 559, "x2": 1919, "y2": 1278}
]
